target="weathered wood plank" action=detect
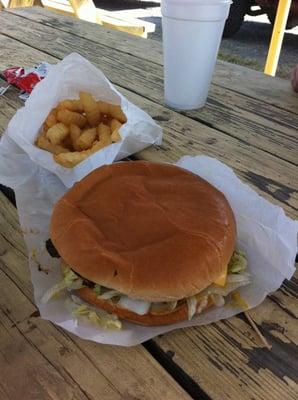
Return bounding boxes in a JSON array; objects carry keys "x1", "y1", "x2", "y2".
[
  {"x1": 0, "y1": 36, "x2": 297, "y2": 217},
  {"x1": 0, "y1": 36, "x2": 298, "y2": 215},
  {"x1": 0, "y1": 191, "x2": 192, "y2": 400},
  {"x1": 0, "y1": 80, "x2": 297, "y2": 220},
  {"x1": 269, "y1": 272, "x2": 298, "y2": 320},
  {"x1": 0, "y1": 11, "x2": 297, "y2": 167},
  {"x1": 0, "y1": 275, "x2": 93, "y2": 400},
  {"x1": 0, "y1": 385, "x2": 11, "y2": 400},
  {"x1": 7, "y1": 6, "x2": 298, "y2": 114},
  {"x1": 153, "y1": 298, "x2": 298, "y2": 400}
]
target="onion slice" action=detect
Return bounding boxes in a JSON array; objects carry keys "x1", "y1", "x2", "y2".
[
  {"x1": 118, "y1": 296, "x2": 151, "y2": 315},
  {"x1": 186, "y1": 296, "x2": 197, "y2": 320}
]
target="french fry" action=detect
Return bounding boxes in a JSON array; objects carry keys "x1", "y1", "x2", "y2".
[
  {"x1": 90, "y1": 140, "x2": 107, "y2": 154},
  {"x1": 57, "y1": 99, "x2": 84, "y2": 113},
  {"x1": 54, "y1": 150, "x2": 91, "y2": 168},
  {"x1": 36, "y1": 133, "x2": 69, "y2": 155},
  {"x1": 46, "y1": 123, "x2": 69, "y2": 145},
  {"x1": 70, "y1": 124, "x2": 82, "y2": 151},
  {"x1": 76, "y1": 127, "x2": 97, "y2": 150},
  {"x1": 109, "y1": 119, "x2": 122, "y2": 143},
  {"x1": 41, "y1": 124, "x2": 48, "y2": 136},
  {"x1": 87, "y1": 107, "x2": 101, "y2": 127},
  {"x1": 97, "y1": 101, "x2": 127, "y2": 123},
  {"x1": 111, "y1": 129, "x2": 121, "y2": 143},
  {"x1": 109, "y1": 104, "x2": 127, "y2": 123},
  {"x1": 80, "y1": 92, "x2": 101, "y2": 126},
  {"x1": 110, "y1": 118, "x2": 122, "y2": 132},
  {"x1": 101, "y1": 113, "x2": 111, "y2": 125},
  {"x1": 63, "y1": 134, "x2": 74, "y2": 151},
  {"x1": 97, "y1": 123, "x2": 111, "y2": 137},
  {"x1": 45, "y1": 109, "x2": 57, "y2": 129},
  {"x1": 57, "y1": 109, "x2": 86, "y2": 128},
  {"x1": 38, "y1": 93, "x2": 125, "y2": 168},
  {"x1": 97, "y1": 123, "x2": 112, "y2": 145},
  {"x1": 97, "y1": 100, "x2": 110, "y2": 115},
  {"x1": 79, "y1": 92, "x2": 96, "y2": 107}
]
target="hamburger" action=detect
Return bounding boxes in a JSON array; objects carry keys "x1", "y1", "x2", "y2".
[{"x1": 42, "y1": 161, "x2": 249, "y2": 328}]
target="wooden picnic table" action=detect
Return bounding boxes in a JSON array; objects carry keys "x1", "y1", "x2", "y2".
[{"x1": 0, "y1": 6, "x2": 297, "y2": 400}]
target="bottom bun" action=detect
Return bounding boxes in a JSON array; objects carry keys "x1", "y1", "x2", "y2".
[{"x1": 74, "y1": 287, "x2": 213, "y2": 326}]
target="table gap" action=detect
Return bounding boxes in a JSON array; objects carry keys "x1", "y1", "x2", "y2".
[{"x1": 144, "y1": 340, "x2": 212, "y2": 400}]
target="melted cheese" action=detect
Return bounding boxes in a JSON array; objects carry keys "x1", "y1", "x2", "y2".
[{"x1": 213, "y1": 266, "x2": 227, "y2": 287}]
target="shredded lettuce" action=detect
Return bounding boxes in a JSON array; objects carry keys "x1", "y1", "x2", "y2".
[
  {"x1": 41, "y1": 281, "x2": 69, "y2": 304},
  {"x1": 45, "y1": 253, "x2": 250, "y2": 325},
  {"x1": 228, "y1": 249, "x2": 247, "y2": 274},
  {"x1": 93, "y1": 285, "x2": 121, "y2": 299},
  {"x1": 72, "y1": 303, "x2": 122, "y2": 330},
  {"x1": 93, "y1": 284, "x2": 101, "y2": 295},
  {"x1": 73, "y1": 304, "x2": 90, "y2": 316},
  {"x1": 226, "y1": 272, "x2": 250, "y2": 284},
  {"x1": 41, "y1": 266, "x2": 84, "y2": 304},
  {"x1": 200, "y1": 272, "x2": 250, "y2": 298}
]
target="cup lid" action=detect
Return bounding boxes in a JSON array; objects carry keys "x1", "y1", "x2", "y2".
[{"x1": 161, "y1": 0, "x2": 232, "y2": 21}]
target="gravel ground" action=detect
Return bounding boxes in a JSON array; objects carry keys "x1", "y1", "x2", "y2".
[{"x1": 94, "y1": 0, "x2": 298, "y2": 78}]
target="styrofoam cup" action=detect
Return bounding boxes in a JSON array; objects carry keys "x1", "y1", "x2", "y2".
[{"x1": 162, "y1": 0, "x2": 232, "y2": 110}]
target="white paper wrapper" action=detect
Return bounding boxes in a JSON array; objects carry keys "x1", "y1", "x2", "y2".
[
  {"x1": 4, "y1": 53, "x2": 162, "y2": 188},
  {"x1": 0, "y1": 135, "x2": 297, "y2": 346}
]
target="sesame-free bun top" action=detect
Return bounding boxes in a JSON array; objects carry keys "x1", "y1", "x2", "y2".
[{"x1": 50, "y1": 161, "x2": 236, "y2": 302}]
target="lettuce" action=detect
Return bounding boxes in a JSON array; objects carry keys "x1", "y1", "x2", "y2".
[
  {"x1": 200, "y1": 272, "x2": 250, "y2": 298},
  {"x1": 228, "y1": 249, "x2": 247, "y2": 274},
  {"x1": 72, "y1": 304, "x2": 90, "y2": 316},
  {"x1": 41, "y1": 266, "x2": 84, "y2": 304},
  {"x1": 93, "y1": 284, "x2": 101, "y2": 295},
  {"x1": 72, "y1": 303, "x2": 122, "y2": 330}
]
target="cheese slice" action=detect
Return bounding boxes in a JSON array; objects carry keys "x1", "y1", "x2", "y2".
[{"x1": 213, "y1": 265, "x2": 227, "y2": 287}]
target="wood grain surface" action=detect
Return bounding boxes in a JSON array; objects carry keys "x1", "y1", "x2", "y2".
[
  {"x1": 6, "y1": 6, "x2": 298, "y2": 114},
  {"x1": 0, "y1": 7, "x2": 297, "y2": 400},
  {"x1": 0, "y1": 37, "x2": 297, "y2": 217},
  {"x1": 0, "y1": 11, "x2": 297, "y2": 167}
]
